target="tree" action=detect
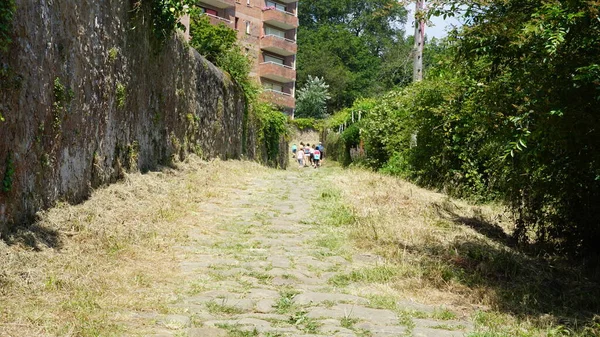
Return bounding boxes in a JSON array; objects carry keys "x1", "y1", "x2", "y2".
[
  {"x1": 296, "y1": 0, "x2": 409, "y2": 111},
  {"x1": 295, "y1": 76, "x2": 330, "y2": 119},
  {"x1": 188, "y1": 11, "x2": 257, "y2": 101},
  {"x1": 338, "y1": 0, "x2": 600, "y2": 256}
]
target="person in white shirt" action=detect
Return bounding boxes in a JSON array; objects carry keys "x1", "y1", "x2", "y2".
[{"x1": 296, "y1": 148, "x2": 305, "y2": 168}]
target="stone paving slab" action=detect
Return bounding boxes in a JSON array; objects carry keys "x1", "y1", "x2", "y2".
[{"x1": 130, "y1": 170, "x2": 473, "y2": 336}]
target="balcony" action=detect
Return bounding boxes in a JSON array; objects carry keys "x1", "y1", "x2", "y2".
[
  {"x1": 199, "y1": 0, "x2": 235, "y2": 8},
  {"x1": 262, "y1": 89, "x2": 295, "y2": 108},
  {"x1": 262, "y1": 8, "x2": 298, "y2": 30},
  {"x1": 259, "y1": 62, "x2": 296, "y2": 83},
  {"x1": 202, "y1": 13, "x2": 233, "y2": 28},
  {"x1": 260, "y1": 35, "x2": 297, "y2": 56}
]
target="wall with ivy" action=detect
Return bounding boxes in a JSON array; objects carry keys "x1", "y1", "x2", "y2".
[{"x1": 0, "y1": 1, "x2": 250, "y2": 232}]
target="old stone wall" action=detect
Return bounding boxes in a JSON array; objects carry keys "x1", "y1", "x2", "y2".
[{"x1": 0, "y1": 1, "x2": 248, "y2": 232}]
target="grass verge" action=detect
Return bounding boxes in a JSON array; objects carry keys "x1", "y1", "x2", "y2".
[
  {"x1": 313, "y1": 166, "x2": 600, "y2": 337},
  {"x1": 0, "y1": 157, "x2": 264, "y2": 336}
]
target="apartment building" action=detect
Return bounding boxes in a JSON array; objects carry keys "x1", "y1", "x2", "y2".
[{"x1": 185, "y1": 0, "x2": 298, "y2": 114}]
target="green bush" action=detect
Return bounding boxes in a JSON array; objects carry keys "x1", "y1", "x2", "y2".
[
  {"x1": 146, "y1": 0, "x2": 192, "y2": 42},
  {"x1": 189, "y1": 12, "x2": 258, "y2": 102},
  {"x1": 189, "y1": 14, "x2": 237, "y2": 64},
  {"x1": 251, "y1": 102, "x2": 289, "y2": 168},
  {"x1": 289, "y1": 118, "x2": 323, "y2": 131},
  {"x1": 330, "y1": 0, "x2": 600, "y2": 256}
]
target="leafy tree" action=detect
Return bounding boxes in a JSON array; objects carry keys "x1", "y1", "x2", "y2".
[
  {"x1": 297, "y1": 0, "x2": 409, "y2": 111},
  {"x1": 188, "y1": 11, "x2": 257, "y2": 101},
  {"x1": 295, "y1": 76, "x2": 330, "y2": 119},
  {"x1": 189, "y1": 14, "x2": 237, "y2": 63},
  {"x1": 328, "y1": 0, "x2": 600, "y2": 256},
  {"x1": 146, "y1": 0, "x2": 192, "y2": 41}
]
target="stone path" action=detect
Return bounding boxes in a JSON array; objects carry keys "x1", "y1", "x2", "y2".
[{"x1": 137, "y1": 168, "x2": 471, "y2": 336}]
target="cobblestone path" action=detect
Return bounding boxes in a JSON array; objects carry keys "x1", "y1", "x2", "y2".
[{"x1": 139, "y1": 168, "x2": 471, "y2": 337}]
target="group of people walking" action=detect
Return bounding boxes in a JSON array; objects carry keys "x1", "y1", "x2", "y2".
[{"x1": 292, "y1": 142, "x2": 324, "y2": 168}]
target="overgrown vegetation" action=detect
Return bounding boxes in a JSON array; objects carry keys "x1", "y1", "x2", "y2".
[
  {"x1": 116, "y1": 82, "x2": 126, "y2": 108},
  {"x1": 52, "y1": 77, "x2": 73, "y2": 130},
  {"x1": 188, "y1": 8, "x2": 288, "y2": 167},
  {"x1": 316, "y1": 167, "x2": 600, "y2": 336},
  {"x1": 0, "y1": 159, "x2": 264, "y2": 335},
  {"x1": 288, "y1": 117, "x2": 324, "y2": 132},
  {"x1": 188, "y1": 12, "x2": 258, "y2": 102},
  {"x1": 297, "y1": 0, "x2": 409, "y2": 111},
  {"x1": 0, "y1": 0, "x2": 15, "y2": 52},
  {"x1": 251, "y1": 102, "x2": 288, "y2": 168},
  {"x1": 146, "y1": 0, "x2": 191, "y2": 41},
  {"x1": 326, "y1": 0, "x2": 600, "y2": 257},
  {"x1": 2, "y1": 151, "x2": 14, "y2": 192}
]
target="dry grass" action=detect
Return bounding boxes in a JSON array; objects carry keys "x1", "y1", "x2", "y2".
[
  {"x1": 0, "y1": 156, "x2": 264, "y2": 336},
  {"x1": 318, "y1": 166, "x2": 600, "y2": 336}
]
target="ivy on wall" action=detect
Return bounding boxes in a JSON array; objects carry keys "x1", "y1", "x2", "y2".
[{"x1": 0, "y1": 0, "x2": 15, "y2": 52}]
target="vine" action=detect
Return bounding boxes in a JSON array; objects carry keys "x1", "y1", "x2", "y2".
[
  {"x1": 0, "y1": 0, "x2": 15, "y2": 52},
  {"x1": 2, "y1": 151, "x2": 14, "y2": 192},
  {"x1": 253, "y1": 103, "x2": 289, "y2": 168}
]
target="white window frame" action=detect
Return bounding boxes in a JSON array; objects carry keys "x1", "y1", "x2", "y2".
[{"x1": 266, "y1": 0, "x2": 286, "y2": 12}]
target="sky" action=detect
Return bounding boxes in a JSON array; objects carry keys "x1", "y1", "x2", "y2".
[{"x1": 404, "y1": 5, "x2": 463, "y2": 39}]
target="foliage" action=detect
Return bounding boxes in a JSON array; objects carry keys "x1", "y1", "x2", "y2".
[
  {"x1": 0, "y1": 0, "x2": 15, "y2": 52},
  {"x1": 2, "y1": 151, "x2": 14, "y2": 192},
  {"x1": 186, "y1": 6, "x2": 284, "y2": 167},
  {"x1": 297, "y1": 0, "x2": 409, "y2": 111},
  {"x1": 189, "y1": 12, "x2": 258, "y2": 102},
  {"x1": 116, "y1": 82, "x2": 126, "y2": 108},
  {"x1": 289, "y1": 118, "x2": 324, "y2": 131},
  {"x1": 328, "y1": 0, "x2": 600, "y2": 256},
  {"x1": 252, "y1": 103, "x2": 289, "y2": 168},
  {"x1": 189, "y1": 14, "x2": 237, "y2": 64},
  {"x1": 295, "y1": 76, "x2": 330, "y2": 119},
  {"x1": 147, "y1": 0, "x2": 191, "y2": 41}
]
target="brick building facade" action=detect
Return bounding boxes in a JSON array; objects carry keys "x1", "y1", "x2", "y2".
[{"x1": 183, "y1": 0, "x2": 298, "y2": 114}]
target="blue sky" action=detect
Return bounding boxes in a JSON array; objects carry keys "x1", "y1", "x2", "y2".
[{"x1": 404, "y1": 5, "x2": 463, "y2": 39}]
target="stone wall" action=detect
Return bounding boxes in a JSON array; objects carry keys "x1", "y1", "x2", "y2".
[{"x1": 0, "y1": 1, "x2": 248, "y2": 232}]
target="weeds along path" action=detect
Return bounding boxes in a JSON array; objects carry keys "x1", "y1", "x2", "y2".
[
  {"x1": 134, "y1": 163, "x2": 471, "y2": 337},
  {"x1": 0, "y1": 158, "x2": 475, "y2": 336}
]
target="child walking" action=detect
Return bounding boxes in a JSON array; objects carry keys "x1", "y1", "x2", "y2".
[
  {"x1": 313, "y1": 147, "x2": 321, "y2": 168},
  {"x1": 296, "y1": 148, "x2": 305, "y2": 168}
]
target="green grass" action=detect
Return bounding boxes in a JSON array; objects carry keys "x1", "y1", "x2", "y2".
[
  {"x1": 367, "y1": 294, "x2": 398, "y2": 310},
  {"x1": 429, "y1": 323, "x2": 466, "y2": 331},
  {"x1": 341, "y1": 316, "x2": 359, "y2": 329},
  {"x1": 289, "y1": 310, "x2": 321, "y2": 334},
  {"x1": 244, "y1": 271, "x2": 273, "y2": 285},
  {"x1": 432, "y1": 307, "x2": 457, "y2": 320},
  {"x1": 215, "y1": 323, "x2": 259, "y2": 337},
  {"x1": 206, "y1": 300, "x2": 244, "y2": 316},
  {"x1": 328, "y1": 266, "x2": 399, "y2": 287},
  {"x1": 274, "y1": 288, "x2": 299, "y2": 314}
]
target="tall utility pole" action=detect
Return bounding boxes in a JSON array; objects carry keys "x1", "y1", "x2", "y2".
[{"x1": 413, "y1": 0, "x2": 425, "y2": 82}]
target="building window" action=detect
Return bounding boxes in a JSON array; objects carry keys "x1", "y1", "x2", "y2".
[
  {"x1": 235, "y1": 17, "x2": 239, "y2": 30},
  {"x1": 265, "y1": 25, "x2": 285, "y2": 38},
  {"x1": 264, "y1": 53, "x2": 284, "y2": 65},
  {"x1": 247, "y1": 0, "x2": 251, "y2": 6},
  {"x1": 263, "y1": 81, "x2": 283, "y2": 92},
  {"x1": 245, "y1": 21, "x2": 251, "y2": 35},
  {"x1": 265, "y1": 0, "x2": 286, "y2": 11}
]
